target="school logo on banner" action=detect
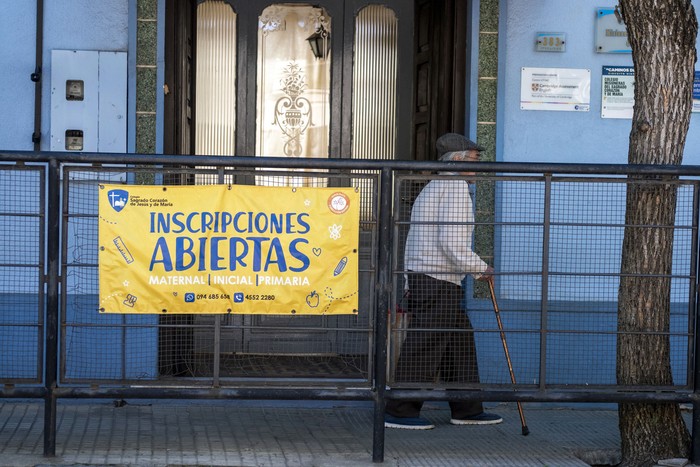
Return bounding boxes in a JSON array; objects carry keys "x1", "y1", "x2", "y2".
[
  {"x1": 98, "y1": 184, "x2": 359, "y2": 315},
  {"x1": 107, "y1": 189, "x2": 129, "y2": 212}
]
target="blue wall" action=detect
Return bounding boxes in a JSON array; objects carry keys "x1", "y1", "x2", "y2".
[
  {"x1": 500, "y1": 1, "x2": 700, "y2": 165},
  {"x1": 495, "y1": 2, "x2": 700, "y2": 303},
  {"x1": 0, "y1": 2, "x2": 38, "y2": 151},
  {"x1": 0, "y1": 0, "x2": 129, "y2": 152}
]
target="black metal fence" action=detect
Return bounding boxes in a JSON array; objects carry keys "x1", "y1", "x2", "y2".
[{"x1": 2, "y1": 151, "x2": 700, "y2": 462}]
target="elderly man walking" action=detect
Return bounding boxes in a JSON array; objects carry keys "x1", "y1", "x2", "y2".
[{"x1": 385, "y1": 133, "x2": 502, "y2": 430}]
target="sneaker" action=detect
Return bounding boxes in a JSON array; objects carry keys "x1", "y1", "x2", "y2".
[
  {"x1": 385, "y1": 414, "x2": 435, "y2": 430},
  {"x1": 450, "y1": 412, "x2": 503, "y2": 425}
]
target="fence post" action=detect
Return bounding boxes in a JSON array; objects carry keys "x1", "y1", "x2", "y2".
[
  {"x1": 372, "y1": 166, "x2": 393, "y2": 463},
  {"x1": 43, "y1": 158, "x2": 60, "y2": 456},
  {"x1": 539, "y1": 174, "x2": 552, "y2": 390},
  {"x1": 691, "y1": 183, "x2": 700, "y2": 462}
]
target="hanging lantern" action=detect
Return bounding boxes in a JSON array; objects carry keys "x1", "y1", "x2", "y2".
[{"x1": 306, "y1": 25, "x2": 330, "y2": 60}]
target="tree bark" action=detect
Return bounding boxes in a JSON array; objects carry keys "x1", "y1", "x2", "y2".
[{"x1": 616, "y1": 1, "x2": 697, "y2": 465}]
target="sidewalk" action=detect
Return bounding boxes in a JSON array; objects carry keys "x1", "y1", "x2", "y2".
[{"x1": 0, "y1": 399, "x2": 690, "y2": 466}]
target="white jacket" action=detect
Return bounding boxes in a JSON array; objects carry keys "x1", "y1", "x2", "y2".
[{"x1": 404, "y1": 178, "x2": 488, "y2": 285}]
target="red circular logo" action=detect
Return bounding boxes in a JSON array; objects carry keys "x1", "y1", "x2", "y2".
[{"x1": 328, "y1": 192, "x2": 350, "y2": 214}]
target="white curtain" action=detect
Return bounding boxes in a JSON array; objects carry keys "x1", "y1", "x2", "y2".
[
  {"x1": 195, "y1": 0, "x2": 237, "y2": 185},
  {"x1": 195, "y1": 0, "x2": 237, "y2": 157}
]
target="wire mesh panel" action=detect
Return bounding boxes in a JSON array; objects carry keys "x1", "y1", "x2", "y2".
[
  {"x1": 390, "y1": 172, "x2": 697, "y2": 392},
  {"x1": 0, "y1": 165, "x2": 44, "y2": 383},
  {"x1": 62, "y1": 169, "x2": 158, "y2": 383},
  {"x1": 546, "y1": 178, "x2": 695, "y2": 389},
  {"x1": 4, "y1": 154, "x2": 696, "y2": 399},
  {"x1": 61, "y1": 165, "x2": 376, "y2": 386}
]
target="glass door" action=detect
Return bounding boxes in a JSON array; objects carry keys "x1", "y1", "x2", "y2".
[
  {"x1": 190, "y1": 1, "x2": 410, "y2": 162},
  {"x1": 255, "y1": 4, "x2": 332, "y2": 186}
]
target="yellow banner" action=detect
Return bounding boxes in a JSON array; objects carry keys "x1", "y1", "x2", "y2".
[{"x1": 99, "y1": 184, "x2": 359, "y2": 314}]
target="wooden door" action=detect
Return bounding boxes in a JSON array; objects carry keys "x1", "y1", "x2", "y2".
[{"x1": 413, "y1": 0, "x2": 467, "y2": 161}]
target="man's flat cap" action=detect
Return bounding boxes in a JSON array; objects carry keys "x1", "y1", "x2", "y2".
[{"x1": 436, "y1": 133, "x2": 484, "y2": 158}]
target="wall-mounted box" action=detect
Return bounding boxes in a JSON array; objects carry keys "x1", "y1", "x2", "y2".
[
  {"x1": 65, "y1": 129, "x2": 84, "y2": 150},
  {"x1": 66, "y1": 80, "x2": 84, "y2": 101},
  {"x1": 50, "y1": 50, "x2": 127, "y2": 152}
]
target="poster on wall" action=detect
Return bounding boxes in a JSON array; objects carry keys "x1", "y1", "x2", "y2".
[
  {"x1": 98, "y1": 184, "x2": 359, "y2": 315},
  {"x1": 601, "y1": 66, "x2": 635, "y2": 119},
  {"x1": 693, "y1": 71, "x2": 700, "y2": 113},
  {"x1": 520, "y1": 67, "x2": 591, "y2": 111}
]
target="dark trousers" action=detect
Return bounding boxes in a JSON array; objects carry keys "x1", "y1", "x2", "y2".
[{"x1": 386, "y1": 273, "x2": 483, "y2": 419}]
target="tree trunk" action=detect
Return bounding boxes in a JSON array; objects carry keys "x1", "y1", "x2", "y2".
[{"x1": 616, "y1": 1, "x2": 697, "y2": 466}]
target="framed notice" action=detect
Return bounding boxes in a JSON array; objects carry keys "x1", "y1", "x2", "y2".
[
  {"x1": 520, "y1": 67, "x2": 591, "y2": 112},
  {"x1": 601, "y1": 66, "x2": 634, "y2": 119}
]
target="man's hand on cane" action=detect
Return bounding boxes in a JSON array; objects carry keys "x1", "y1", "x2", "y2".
[{"x1": 477, "y1": 265, "x2": 495, "y2": 282}]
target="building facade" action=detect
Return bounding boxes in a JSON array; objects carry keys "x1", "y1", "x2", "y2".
[
  {"x1": 1, "y1": 1, "x2": 698, "y2": 163},
  {"x1": 1, "y1": 1, "x2": 699, "y2": 383}
]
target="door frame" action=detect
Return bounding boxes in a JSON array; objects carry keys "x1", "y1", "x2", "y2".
[{"x1": 165, "y1": 0, "x2": 415, "y2": 160}]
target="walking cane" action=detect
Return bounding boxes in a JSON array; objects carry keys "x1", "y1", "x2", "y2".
[{"x1": 487, "y1": 279, "x2": 530, "y2": 436}]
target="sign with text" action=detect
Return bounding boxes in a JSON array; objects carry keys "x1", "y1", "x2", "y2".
[
  {"x1": 535, "y1": 32, "x2": 566, "y2": 53},
  {"x1": 99, "y1": 184, "x2": 359, "y2": 314},
  {"x1": 595, "y1": 7, "x2": 631, "y2": 53},
  {"x1": 520, "y1": 67, "x2": 591, "y2": 112},
  {"x1": 601, "y1": 66, "x2": 635, "y2": 119}
]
